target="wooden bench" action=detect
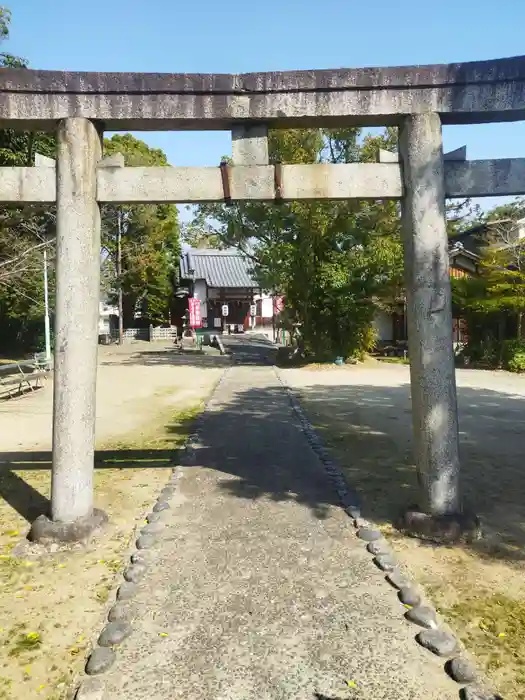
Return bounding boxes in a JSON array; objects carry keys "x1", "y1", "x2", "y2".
[{"x1": 0, "y1": 359, "x2": 49, "y2": 399}]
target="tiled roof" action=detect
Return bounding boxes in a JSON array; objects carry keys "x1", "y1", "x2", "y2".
[{"x1": 180, "y1": 249, "x2": 258, "y2": 289}]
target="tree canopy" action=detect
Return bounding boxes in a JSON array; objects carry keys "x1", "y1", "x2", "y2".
[
  {"x1": 101, "y1": 134, "x2": 180, "y2": 327},
  {"x1": 0, "y1": 8, "x2": 180, "y2": 353},
  {"x1": 190, "y1": 127, "x2": 404, "y2": 360}
]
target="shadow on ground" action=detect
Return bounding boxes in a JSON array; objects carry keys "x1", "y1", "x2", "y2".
[
  {"x1": 2, "y1": 335, "x2": 523, "y2": 566},
  {"x1": 0, "y1": 408, "x2": 199, "y2": 523},
  {"x1": 286, "y1": 379, "x2": 525, "y2": 564},
  {"x1": 100, "y1": 348, "x2": 231, "y2": 369}
]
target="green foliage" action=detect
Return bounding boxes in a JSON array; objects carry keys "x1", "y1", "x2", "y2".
[
  {"x1": 502, "y1": 340, "x2": 525, "y2": 372},
  {"x1": 0, "y1": 8, "x2": 57, "y2": 354},
  {"x1": 192, "y1": 127, "x2": 404, "y2": 360},
  {"x1": 101, "y1": 135, "x2": 180, "y2": 326}
]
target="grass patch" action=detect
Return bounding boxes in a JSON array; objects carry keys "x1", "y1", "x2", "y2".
[
  {"x1": 443, "y1": 593, "x2": 525, "y2": 697},
  {"x1": 8, "y1": 631, "x2": 42, "y2": 658},
  {"x1": 0, "y1": 396, "x2": 209, "y2": 700}
]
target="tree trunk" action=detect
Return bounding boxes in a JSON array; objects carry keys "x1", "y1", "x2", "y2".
[
  {"x1": 122, "y1": 295, "x2": 136, "y2": 329},
  {"x1": 497, "y1": 315, "x2": 506, "y2": 367},
  {"x1": 518, "y1": 311, "x2": 523, "y2": 340}
]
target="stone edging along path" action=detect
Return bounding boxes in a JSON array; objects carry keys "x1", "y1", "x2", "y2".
[
  {"x1": 74, "y1": 362, "x2": 500, "y2": 700},
  {"x1": 73, "y1": 366, "x2": 233, "y2": 700},
  {"x1": 273, "y1": 366, "x2": 501, "y2": 700}
]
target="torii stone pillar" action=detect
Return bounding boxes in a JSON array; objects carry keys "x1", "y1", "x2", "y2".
[
  {"x1": 399, "y1": 113, "x2": 461, "y2": 518},
  {"x1": 30, "y1": 118, "x2": 107, "y2": 541}
]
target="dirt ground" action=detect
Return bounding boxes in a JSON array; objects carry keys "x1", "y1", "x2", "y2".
[
  {"x1": 0, "y1": 343, "x2": 226, "y2": 700},
  {"x1": 283, "y1": 360, "x2": 525, "y2": 699}
]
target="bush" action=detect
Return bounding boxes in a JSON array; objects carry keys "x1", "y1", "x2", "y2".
[
  {"x1": 463, "y1": 335, "x2": 499, "y2": 367},
  {"x1": 502, "y1": 340, "x2": 525, "y2": 373}
]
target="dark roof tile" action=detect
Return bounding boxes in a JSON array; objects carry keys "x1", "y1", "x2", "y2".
[{"x1": 181, "y1": 249, "x2": 258, "y2": 288}]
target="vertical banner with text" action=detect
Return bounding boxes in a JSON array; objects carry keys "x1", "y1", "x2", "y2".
[{"x1": 188, "y1": 297, "x2": 202, "y2": 328}]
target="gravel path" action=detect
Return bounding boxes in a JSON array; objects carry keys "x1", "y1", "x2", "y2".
[{"x1": 99, "y1": 343, "x2": 458, "y2": 700}]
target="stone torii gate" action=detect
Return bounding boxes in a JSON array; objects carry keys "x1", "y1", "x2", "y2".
[{"x1": 2, "y1": 55, "x2": 525, "y2": 541}]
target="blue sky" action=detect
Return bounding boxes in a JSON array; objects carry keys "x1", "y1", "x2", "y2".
[{"x1": 7, "y1": 0, "x2": 525, "y2": 217}]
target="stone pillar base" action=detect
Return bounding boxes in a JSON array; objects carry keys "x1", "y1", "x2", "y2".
[
  {"x1": 28, "y1": 508, "x2": 108, "y2": 544},
  {"x1": 396, "y1": 507, "x2": 481, "y2": 545}
]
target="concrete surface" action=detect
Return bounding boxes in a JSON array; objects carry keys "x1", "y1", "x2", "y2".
[{"x1": 100, "y1": 339, "x2": 458, "y2": 700}]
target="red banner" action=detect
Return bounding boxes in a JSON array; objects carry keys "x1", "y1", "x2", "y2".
[{"x1": 188, "y1": 298, "x2": 202, "y2": 328}]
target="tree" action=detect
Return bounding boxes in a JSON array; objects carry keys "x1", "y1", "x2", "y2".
[
  {"x1": 477, "y1": 220, "x2": 525, "y2": 339},
  {"x1": 0, "y1": 6, "x2": 57, "y2": 354},
  {"x1": 452, "y1": 208, "x2": 525, "y2": 369},
  {"x1": 101, "y1": 135, "x2": 180, "y2": 332},
  {"x1": 191, "y1": 126, "x2": 403, "y2": 360}
]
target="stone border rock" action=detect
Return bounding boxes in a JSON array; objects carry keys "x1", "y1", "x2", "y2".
[
  {"x1": 273, "y1": 365, "x2": 500, "y2": 700},
  {"x1": 74, "y1": 365, "x2": 232, "y2": 699}
]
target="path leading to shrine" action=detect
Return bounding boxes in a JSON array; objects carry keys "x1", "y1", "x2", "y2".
[{"x1": 99, "y1": 338, "x2": 458, "y2": 700}]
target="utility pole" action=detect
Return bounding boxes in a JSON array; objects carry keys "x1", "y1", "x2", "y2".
[
  {"x1": 35, "y1": 152, "x2": 54, "y2": 365},
  {"x1": 43, "y1": 246, "x2": 51, "y2": 365},
  {"x1": 117, "y1": 210, "x2": 124, "y2": 345}
]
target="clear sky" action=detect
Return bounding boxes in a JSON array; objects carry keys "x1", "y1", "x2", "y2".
[{"x1": 6, "y1": 0, "x2": 525, "y2": 215}]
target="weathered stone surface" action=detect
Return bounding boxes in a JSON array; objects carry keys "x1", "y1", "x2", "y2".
[
  {"x1": 397, "y1": 509, "x2": 481, "y2": 545},
  {"x1": 386, "y1": 569, "x2": 410, "y2": 589},
  {"x1": 123, "y1": 564, "x2": 147, "y2": 583},
  {"x1": 5, "y1": 57, "x2": 525, "y2": 132},
  {"x1": 117, "y1": 582, "x2": 138, "y2": 601},
  {"x1": 416, "y1": 629, "x2": 458, "y2": 657},
  {"x1": 115, "y1": 161, "x2": 408, "y2": 204},
  {"x1": 460, "y1": 686, "x2": 500, "y2": 700},
  {"x1": 357, "y1": 527, "x2": 382, "y2": 542},
  {"x1": 85, "y1": 647, "x2": 116, "y2": 675},
  {"x1": 146, "y1": 512, "x2": 161, "y2": 523},
  {"x1": 447, "y1": 657, "x2": 478, "y2": 684},
  {"x1": 159, "y1": 486, "x2": 175, "y2": 499},
  {"x1": 51, "y1": 118, "x2": 103, "y2": 525},
  {"x1": 398, "y1": 586, "x2": 422, "y2": 607},
  {"x1": 152, "y1": 501, "x2": 169, "y2": 513},
  {"x1": 140, "y1": 522, "x2": 164, "y2": 536},
  {"x1": 344, "y1": 506, "x2": 361, "y2": 519},
  {"x1": 108, "y1": 602, "x2": 134, "y2": 623},
  {"x1": 75, "y1": 676, "x2": 105, "y2": 700},
  {"x1": 373, "y1": 554, "x2": 396, "y2": 572},
  {"x1": 447, "y1": 159, "x2": 525, "y2": 198},
  {"x1": 131, "y1": 551, "x2": 153, "y2": 566},
  {"x1": 366, "y1": 540, "x2": 391, "y2": 556},
  {"x1": 400, "y1": 112, "x2": 460, "y2": 517},
  {"x1": 232, "y1": 124, "x2": 269, "y2": 166},
  {"x1": 98, "y1": 621, "x2": 132, "y2": 647},
  {"x1": 28, "y1": 509, "x2": 107, "y2": 544},
  {"x1": 355, "y1": 517, "x2": 371, "y2": 528},
  {"x1": 136, "y1": 534, "x2": 156, "y2": 550},
  {"x1": 405, "y1": 605, "x2": 438, "y2": 629}
]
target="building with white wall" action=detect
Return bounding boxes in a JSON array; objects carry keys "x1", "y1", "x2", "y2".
[{"x1": 179, "y1": 249, "x2": 276, "y2": 334}]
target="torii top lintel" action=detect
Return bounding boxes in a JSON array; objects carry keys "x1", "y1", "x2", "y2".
[{"x1": 0, "y1": 54, "x2": 525, "y2": 130}]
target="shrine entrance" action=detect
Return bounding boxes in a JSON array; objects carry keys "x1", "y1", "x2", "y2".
[{"x1": 1, "y1": 55, "x2": 525, "y2": 539}]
